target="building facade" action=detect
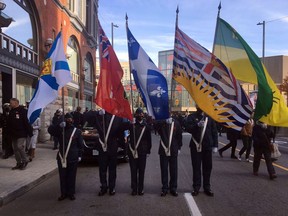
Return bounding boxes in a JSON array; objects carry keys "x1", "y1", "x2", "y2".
[{"x1": 0, "y1": 0, "x2": 98, "y2": 141}]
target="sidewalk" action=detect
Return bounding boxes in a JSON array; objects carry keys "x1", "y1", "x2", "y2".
[{"x1": 0, "y1": 141, "x2": 58, "y2": 207}]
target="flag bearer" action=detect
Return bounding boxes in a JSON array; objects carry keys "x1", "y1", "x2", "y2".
[
  {"x1": 127, "y1": 108, "x2": 152, "y2": 196},
  {"x1": 155, "y1": 115, "x2": 183, "y2": 197},
  {"x1": 48, "y1": 113, "x2": 83, "y2": 201}
]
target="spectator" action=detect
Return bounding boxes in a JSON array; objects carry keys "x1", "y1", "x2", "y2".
[
  {"x1": 7, "y1": 98, "x2": 33, "y2": 170},
  {"x1": 1, "y1": 103, "x2": 13, "y2": 159},
  {"x1": 71, "y1": 106, "x2": 84, "y2": 129},
  {"x1": 52, "y1": 109, "x2": 63, "y2": 150},
  {"x1": 252, "y1": 121, "x2": 277, "y2": 180}
]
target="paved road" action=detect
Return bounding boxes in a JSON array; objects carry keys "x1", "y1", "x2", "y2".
[{"x1": 0, "y1": 133, "x2": 287, "y2": 216}]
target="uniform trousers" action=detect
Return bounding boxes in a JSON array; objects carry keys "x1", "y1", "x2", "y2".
[
  {"x1": 160, "y1": 155, "x2": 178, "y2": 192},
  {"x1": 57, "y1": 159, "x2": 78, "y2": 196},
  {"x1": 190, "y1": 147, "x2": 212, "y2": 192},
  {"x1": 129, "y1": 154, "x2": 147, "y2": 193},
  {"x1": 98, "y1": 152, "x2": 117, "y2": 191}
]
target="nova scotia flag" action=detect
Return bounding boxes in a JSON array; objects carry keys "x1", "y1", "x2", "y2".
[
  {"x1": 28, "y1": 31, "x2": 71, "y2": 124},
  {"x1": 127, "y1": 26, "x2": 169, "y2": 120}
]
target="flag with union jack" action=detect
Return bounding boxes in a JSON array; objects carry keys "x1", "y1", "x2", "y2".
[
  {"x1": 173, "y1": 25, "x2": 253, "y2": 131},
  {"x1": 95, "y1": 22, "x2": 132, "y2": 121}
]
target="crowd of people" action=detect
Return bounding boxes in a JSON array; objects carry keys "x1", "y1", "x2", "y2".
[{"x1": 0, "y1": 100, "x2": 279, "y2": 201}]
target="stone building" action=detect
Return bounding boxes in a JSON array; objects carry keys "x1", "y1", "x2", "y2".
[{"x1": 0, "y1": 0, "x2": 98, "y2": 141}]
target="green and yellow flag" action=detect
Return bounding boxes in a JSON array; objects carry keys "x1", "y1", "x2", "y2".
[{"x1": 213, "y1": 17, "x2": 288, "y2": 126}]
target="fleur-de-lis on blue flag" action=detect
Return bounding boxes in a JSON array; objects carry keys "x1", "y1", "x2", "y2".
[{"x1": 127, "y1": 26, "x2": 169, "y2": 120}]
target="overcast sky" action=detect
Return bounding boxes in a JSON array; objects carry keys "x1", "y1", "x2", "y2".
[{"x1": 99, "y1": 0, "x2": 288, "y2": 65}]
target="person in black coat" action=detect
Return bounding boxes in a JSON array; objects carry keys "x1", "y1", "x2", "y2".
[
  {"x1": 94, "y1": 110, "x2": 124, "y2": 196},
  {"x1": 218, "y1": 128, "x2": 240, "y2": 159},
  {"x1": 48, "y1": 113, "x2": 84, "y2": 201},
  {"x1": 155, "y1": 116, "x2": 183, "y2": 197},
  {"x1": 184, "y1": 106, "x2": 218, "y2": 197},
  {"x1": 1, "y1": 103, "x2": 13, "y2": 159},
  {"x1": 127, "y1": 108, "x2": 152, "y2": 196},
  {"x1": 252, "y1": 121, "x2": 277, "y2": 180},
  {"x1": 7, "y1": 98, "x2": 33, "y2": 170}
]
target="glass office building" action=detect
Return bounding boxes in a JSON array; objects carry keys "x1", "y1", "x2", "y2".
[{"x1": 158, "y1": 50, "x2": 196, "y2": 113}]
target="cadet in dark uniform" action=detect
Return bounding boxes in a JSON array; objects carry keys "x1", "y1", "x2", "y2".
[
  {"x1": 48, "y1": 113, "x2": 83, "y2": 201},
  {"x1": 184, "y1": 106, "x2": 218, "y2": 197},
  {"x1": 127, "y1": 108, "x2": 152, "y2": 196},
  {"x1": 155, "y1": 116, "x2": 182, "y2": 197},
  {"x1": 95, "y1": 110, "x2": 124, "y2": 196}
]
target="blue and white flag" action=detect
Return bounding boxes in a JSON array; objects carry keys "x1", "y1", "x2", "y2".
[
  {"x1": 28, "y1": 31, "x2": 72, "y2": 124},
  {"x1": 127, "y1": 26, "x2": 169, "y2": 120}
]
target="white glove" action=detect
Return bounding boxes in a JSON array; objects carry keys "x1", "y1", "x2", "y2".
[
  {"x1": 59, "y1": 122, "x2": 66, "y2": 128},
  {"x1": 132, "y1": 118, "x2": 136, "y2": 124},
  {"x1": 197, "y1": 120, "x2": 205, "y2": 127},
  {"x1": 178, "y1": 150, "x2": 181, "y2": 154},
  {"x1": 212, "y1": 147, "x2": 218, "y2": 153},
  {"x1": 78, "y1": 157, "x2": 82, "y2": 162},
  {"x1": 166, "y1": 118, "x2": 173, "y2": 124},
  {"x1": 99, "y1": 109, "x2": 105, "y2": 116}
]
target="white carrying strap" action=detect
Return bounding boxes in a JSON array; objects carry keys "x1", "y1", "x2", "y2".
[
  {"x1": 59, "y1": 128, "x2": 77, "y2": 168},
  {"x1": 191, "y1": 117, "x2": 208, "y2": 152},
  {"x1": 99, "y1": 115, "x2": 115, "y2": 152},
  {"x1": 129, "y1": 126, "x2": 146, "y2": 159},
  {"x1": 160, "y1": 121, "x2": 174, "y2": 156}
]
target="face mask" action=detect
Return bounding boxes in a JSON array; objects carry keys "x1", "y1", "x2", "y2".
[{"x1": 136, "y1": 115, "x2": 144, "y2": 122}]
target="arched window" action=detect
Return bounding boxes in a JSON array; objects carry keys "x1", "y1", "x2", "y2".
[
  {"x1": 84, "y1": 56, "x2": 93, "y2": 83},
  {"x1": 5, "y1": 0, "x2": 36, "y2": 50},
  {"x1": 67, "y1": 36, "x2": 79, "y2": 83}
]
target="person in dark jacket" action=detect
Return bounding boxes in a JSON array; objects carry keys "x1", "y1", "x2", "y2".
[
  {"x1": 184, "y1": 106, "x2": 218, "y2": 197},
  {"x1": 71, "y1": 106, "x2": 84, "y2": 129},
  {"x1": 48, "y1": 113, "x2": 83, "y2": 201},
  {"x1": 1, "y1": 103, "x2": 13, "y2": 159},
  {"x1": 155, "y1": 116, "x2": 183, "y2": 197},
  {"x1": 218, "y1": 128, "x2": 240, "y2": 159},
  {"x1": 252, "y1": 121, "x2": 277, "y2": 180},
  {"x1": 95, "y1": 110, "x2": 124, "y2": 196},
  {"x1": 51, "y1": 109, "x2": 63, "y2": 150},
  {"x1": 127, "y1": 108, "x2": 152, "y2": 196},
  {"x1": 7, "y1": 98, "x2": 33, "y2": 170}
]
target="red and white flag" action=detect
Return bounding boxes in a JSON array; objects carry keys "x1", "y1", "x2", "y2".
[{"x1": 95, "y1": 22, "x2": 132, "y2": 121}]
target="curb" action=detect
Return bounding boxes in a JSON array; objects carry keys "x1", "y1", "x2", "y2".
[{"x1": 0, "y1": 168, "x2": 57, "y2": 207}]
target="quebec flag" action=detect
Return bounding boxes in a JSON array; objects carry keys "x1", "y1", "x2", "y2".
[
  {"x1": 28, "y1": 31, "x2": 72, "y2": 124},
  {"x1": 127, "y1": 26, "x2": 169, "y2": 120}
]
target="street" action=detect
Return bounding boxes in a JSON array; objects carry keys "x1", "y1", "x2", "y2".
[{"x1": 0, "y1": 133, "x2": 288, "y2": 216}]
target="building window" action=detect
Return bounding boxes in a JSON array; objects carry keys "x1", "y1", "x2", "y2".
[
  {"x1": 67, "y1": 37, "x2": 80, "y2": 83},
  {"x1": 5, "y1": 0, "x2": 35, "y2": 50},
  {"x1": 16, "y1": 73, "x2": 37, "y2": 105},
  {"x1": 85, "y1": 94, "x2": 92, "y2": 110},
  {"x1": 84, "y1": 59, "x2": 92, "y2": 82}
]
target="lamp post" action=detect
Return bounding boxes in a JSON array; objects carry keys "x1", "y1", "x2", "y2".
[
  {"x1": 257, "y1": 20, "x2": 265, "y2": 64},
  {"x1": 111, "y1": 22, "x2": 118, "y2": 48}
]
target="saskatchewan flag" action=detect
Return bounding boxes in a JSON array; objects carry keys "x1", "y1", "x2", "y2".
[{"x1": 213, "y1": 17, "x2": 288, "y2": 126}]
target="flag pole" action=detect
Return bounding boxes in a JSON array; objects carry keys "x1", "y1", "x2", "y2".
[
  {"x1": 170, "y1": 6, "x2": 179, "y2": 118},
  {"x1": 126, "y1": 14, "x2": 137, "y2": 148},
  {"x1": 60, "y1": 25, "x2": 66, "y2": 165},
  {"x1": 97, "y1": 19, "x2": 107, "y2": 144},
  {"x1": 212, "y1": 2, "x2": 221, "y2": 54},
  {"x1": 126, "y1": 14, "x2": 135, "y2": 116}
]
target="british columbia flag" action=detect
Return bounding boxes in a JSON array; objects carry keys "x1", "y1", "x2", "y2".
[{"x1": 173, "y1": 26, "x2": 253, "y2": 131}]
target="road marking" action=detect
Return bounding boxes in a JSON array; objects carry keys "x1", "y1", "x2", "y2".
[{"x1": 184, "y1": 193, "x2": 202, "y2": 216}]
